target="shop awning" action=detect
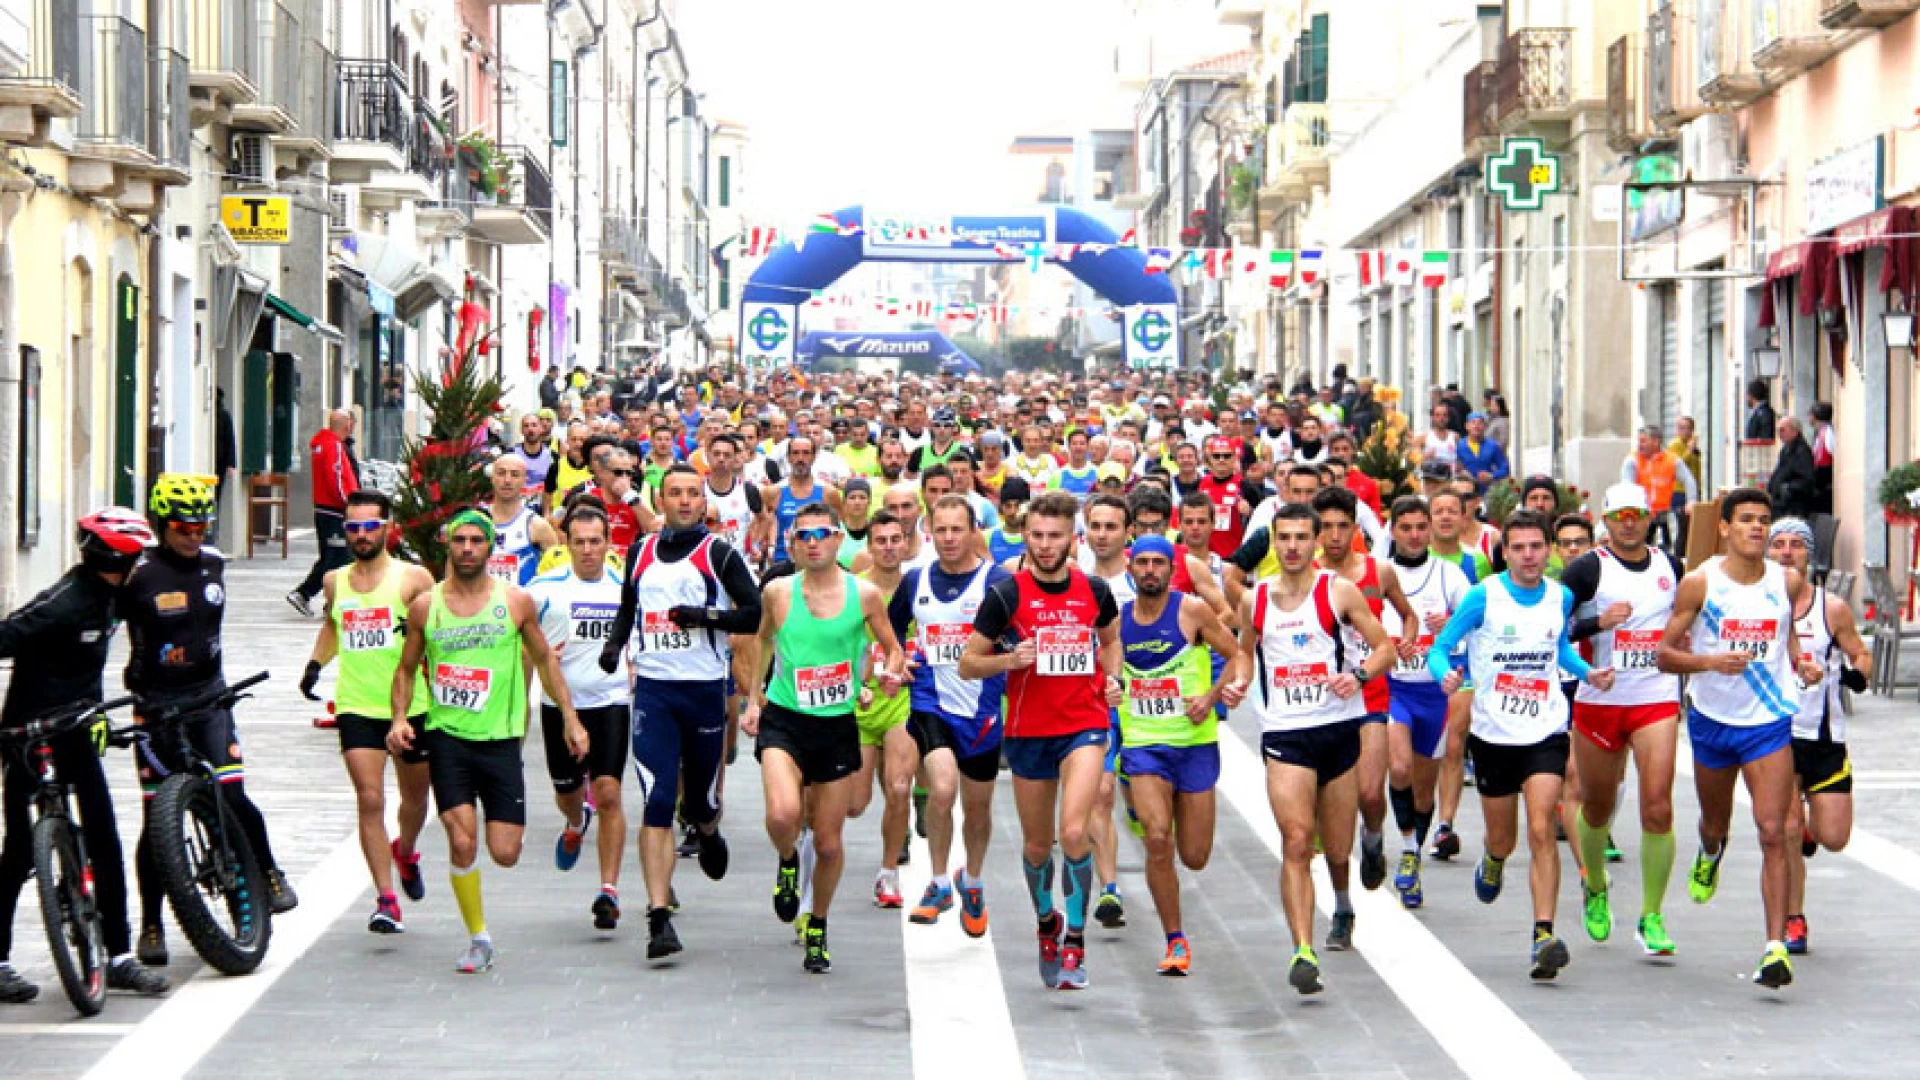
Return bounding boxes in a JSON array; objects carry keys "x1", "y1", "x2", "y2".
[
  {"x1": 1761, "y1": 206, "x2": 1917, "y2": 328},
  {"x1": 1836, "y1": 206, "x2": 1918, "y2": 298},
  {"x1": 263, "y1": 293, "x2": 346, "y2": 344}
]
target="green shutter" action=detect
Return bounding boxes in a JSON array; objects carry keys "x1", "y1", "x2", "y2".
[{"x1": 719, "y1": 156, "x2": 731, "y2": 208}]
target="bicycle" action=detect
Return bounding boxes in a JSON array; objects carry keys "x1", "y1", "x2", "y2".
[
  {"x1": 125, "y1": 671, "x2": 274, "y2": 975},
  {"x1": 0, "y1": 693, "x2": 135, "y2": 1016}
]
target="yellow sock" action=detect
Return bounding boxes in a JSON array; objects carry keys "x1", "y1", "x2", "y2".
[{"x1": 450, "y1": 864, "x2": 486, "y2": 937}]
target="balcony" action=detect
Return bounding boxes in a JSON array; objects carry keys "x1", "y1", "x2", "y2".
[
  {"x1": 1215, "y1": 0, "x2": 1265, "y2": 26},
  {"x1": 331, "y1": 60, "x2": 441, "y2": 202},
  {"x1": 418, "y1": 152, "x2": 474, "y2": 237},
  {"x1": 1699, "y1": 0, "x2": 1767, "y2": 105},
  {"x1": 276, "y1": 39, "x2": 333, "y2": 158},
  {"x1": 189, "y1": 0, "x2": 259, "y2": 116},
  {"x1": 1461, "y1": 60, "x2": 1501, "y2": 158},
  {"x1": 1648, "y1": 2, "x2": 1708, "y2": 128},
  {"x1": 470, "y1": 145, "x2": 552, "y2": 245},
  {"x1": 647, "y1": 271, "x2": 691, "y2": 326},
  {"x1": 0, "y1": 0, "x2": 81, "y2": 144},
  {"x1": 1607, "y1": 34, "x2": 1655, "y2": 153},
  {"x1": 72, "y1": 17, "x2": 149, "y2": 162},
  {"x1": 1494, "y1": 28, "x2": 1573, "y2": 132},
  {"x1": 231, "y1": 2, "x2": 300, "y2": 134},
  {"x1": 1260, "y1": 103, "x2": 1328, "y2": 203},
  {"x1": 603, "y1": 214, "x2": 647, "y2": 284},
  {"x1": 134, "y1": 47, "x2": 191, "y2": 186},
  {"x1": 1751, "y1": 0, "x2": 1841, "y2": 78},
  {"x1": 1819, "y1": 0, "x2": 1920, "y2": 27}
]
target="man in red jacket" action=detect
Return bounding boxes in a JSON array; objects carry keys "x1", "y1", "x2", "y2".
[{"x1": 288, "y1": 409, "x2": 360, "y2": 616}]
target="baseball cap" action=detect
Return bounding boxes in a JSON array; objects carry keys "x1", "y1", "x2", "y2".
[
  {"x1": 1602, "y1": 482, "x2": 1651, "y2": 516},
  {"x1": 1521, "y1": 475, "x2": 1561, "y2": 503},
  {"x1": 932, "y1": 406, "x2": 959, "y2": 425},
  {"x1": 1097, "y1": 462, "x2": 1128, "y2": 484},
  {"x1": 1204, "y1": 436, "x2": 1234, "y2": 455},
  {"x1": 1153, "y1": 394, "x2": 1172, "y2": 406}
]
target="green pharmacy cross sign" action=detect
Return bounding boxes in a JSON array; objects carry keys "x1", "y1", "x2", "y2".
[{"x1": 1487, "y1": 137, "x2": 1560, "y2": 211}]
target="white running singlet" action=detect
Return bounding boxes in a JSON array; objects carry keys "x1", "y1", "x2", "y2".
[{"x1": 1686, "y1": 558, "x2": 1798, "y2": 727}]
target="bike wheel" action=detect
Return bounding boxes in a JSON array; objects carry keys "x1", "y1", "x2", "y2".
[
  {"x1": 150, "y1": 775, "x2": 271, "y2": 975},
  {"x1": 33, "y1": 815, "x2": 107, "y2": 1016}
]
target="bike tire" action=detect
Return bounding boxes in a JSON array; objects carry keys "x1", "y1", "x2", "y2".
[
  {"x1": 33, "y1": 814, "x2": 107, "y2": 1016},
  {"x1": 150, "y1": 775, "x2": 271, "y2": 975}
]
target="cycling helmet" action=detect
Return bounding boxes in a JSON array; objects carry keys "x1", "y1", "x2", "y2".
[
  {"x1": 148, "y1": 474, "x2": 216, "y2": 524},
  {"x1": 77, "y1": 506, "x2": 154, "y2": 571}
]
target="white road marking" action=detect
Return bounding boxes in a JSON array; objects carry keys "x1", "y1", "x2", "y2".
[
  {"x1": 80, "y1": 832, "x2": 368, "y2": 1080},
  {"x1": 1215, "y1": 732, "x2": 1581, "y2": 1080},
  {"x1": 896, "y1": 834, "x2": 1024, "y2": 1080}
]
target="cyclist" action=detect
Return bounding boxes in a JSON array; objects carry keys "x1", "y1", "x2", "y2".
[
  {"x1": 122, "y1": 476, "x2": 296, "y2": 968},
  {"x1": 300, "y1": 490, "x2": 434, "y2": 934},
  {"x1": 0, "y1": 509, "x2": 171, "y2": 1001}
]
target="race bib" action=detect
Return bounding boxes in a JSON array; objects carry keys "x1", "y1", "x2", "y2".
[
  {"x1": 1396, "y1": 633, "x2": 1435, "y2": 673},
  {"x1": 432, "y1": 663, "x2": 493, "y2": 712},
  {"x1": 571, "y1": 601, "x2": 618, "y2": 644},
  {"x1": 341, "y1": 607, "x2": 394, "y2": 652},
  {"x1": 1128, "y1": 676, "x2": 1184, "y2": 719},
  {"x1": 794, "y1": 661, "x2": 854, "y2": 710},
  {"x1": 1213, "y1": 496, "x2": 1235, "y2": 532},
  {"x1": 1612, "y1": 628, "x2": 1663, "y2": 671},
  {"x1": 486, "y1": 552, "x2": 520, "y2": 583},
  {"x1": 1035, "y1": 626, "x2": 1095, "y2": 677},
  {"x1": 1721, "y1": 619, "x2": 1778, "y2": 663},
  {"x1": 642, "y1": 609, "x2": 694, "y2": 653},
  {"x1": 1271, "y1": 662, "x2": 1330, "y2": 707},
  {"x1": 1492, "y1": 671, "x2": 1551, "y2": 717},
  {"x1": 921, "y1": 623, "x2": 971, "y2": 667}
]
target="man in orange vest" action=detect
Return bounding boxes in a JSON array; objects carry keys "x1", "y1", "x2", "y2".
[{"x1": 1619, "y1": 426, "x2": 1698, "y2": 554}]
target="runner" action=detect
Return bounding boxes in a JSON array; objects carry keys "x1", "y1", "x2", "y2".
[
  {"x1": 300, "y1": 489, "x2": 434, "y2": 933},
  {"x1": 762, "y1": 436, "x2": 839, "y2": 566},
  {"x1": 390, "y1": 509, "x2": 586, "y2": 974},
  {"x1": 897, "y1": 497, "x2": 1011, "y2": 935},
  {"x1": 1425, "y1": 487, "x2": 1492, "y2": 863},
  {"x1": 1429, "y1": 509, "x2": 1614, "y2": 981},
  {"x1": 1115, "y1": 536, "x2": 1243, "y2": 975},
  {"x1": 1767, "y1": 516, "x2": 1871, "y2": 956},
  {"x1": 702, "y1": 433, "x2": 770, "y2": 564},
  {"x1": 1227, "y1": 502, "x2": 1394, "y2": 994},
  {"x1": 1560, "y1": 485, "x2": 1684, "y2": 955},
  {"x1": 602, "y1": 465, "x2": 763, "y2": 959},
  {"x1": 1010, "y1": 423, "x2": 1060, "y2": 491},
  {"x1": 1056, "y1": 431, "x2": 1100, "y2": 502},
  {"x1": 1078, "y1": 493, "x2": 1136, "y2": 929},
  {"x1": 739, "y1": 503, "x2": 906, "y2": 974},
  {"x1": 1657, "y1": 488, "x2": 1824, "y2": 989},
  {"x1": 486, "y1": 453, "x2": 559, "y2": 586},
  {"x1": 1380, "y1": 495, "x2": 1469, "y2": 909},
  {"x1": 960, "y1": 490, "x2": 1123, "y2": 991},
  {"x1": 987, "y1": 477, "x2": 1031, "y2": 565},
  {"x1": 851, "y1": 511, "x2": 918, "y2": 909}
]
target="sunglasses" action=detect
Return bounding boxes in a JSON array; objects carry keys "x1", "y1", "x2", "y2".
[
  {"x1": 1605, "y1": 510, "x2": 1646, "y2": 523},
  {"x1": 171, "y1": 522, "x2": 208, "y2": 536},
  {"x1": 1209, "y1": 453, "x2": 1234, "y2": 461},
  {"x1": 343, "y1": 519, "x2": 388, "y2": 535},
  {"x1": 793, "y1": 526, "x2": 839, "y2": 544},
  {"x1": 612, "y1": 469, "x2": 635, "y2": 478}
]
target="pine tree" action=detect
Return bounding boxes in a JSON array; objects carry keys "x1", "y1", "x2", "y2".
[{"x1": 393, "y1": 338, "x2": 504, "y2": 574}]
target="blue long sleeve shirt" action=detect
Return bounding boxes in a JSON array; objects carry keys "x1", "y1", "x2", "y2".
[
  {"x1": 1426, "y1": 574, "x2": 1592, "y2": 684},
  {"x1": 1456, "y1": 437, "x2": 1510, "y2": 492}
]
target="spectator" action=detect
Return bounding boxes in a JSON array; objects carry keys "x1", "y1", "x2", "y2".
[
  {"x1": 1744, "y1": 378, "x2": 1777, "y2": 441},
  {"x1": 1620, "y1": 424, "x2": 1697, "y2": 552},
  {"x1": 1442, "y1": 384, "x2": 1470, "y2": 435},
  {"x1": 1484, "y1": 392, "x2": 1511, "y2": 449},
  {"x1": 1456, "y1": 411, "x2": 1510, "y2": 493},
  {"x1": 214, "y1": 387, "x2": 237, "y2": 512},
  {"x1": 1346, "y1": 378, "x2": 1381, "y2": 442},
  {"x1": 287, "y1": 409, "x2": 359, "y2": 617},
  {"x1": 1809, "y1": 402, "x2": 1835, "y2": 516},
  {"x1": 538, "y1": 364, "x2": 563, "y2": 410},
  {"x1": 1766, "y1": 416, "x2": 1817, "y2": 521},
  {"x1": 1668, "y1": 415, "x2": 1703, "y2": 488},
  {"x1": 1418, "y1": 402, "x2": 1460, "y2": 467}
]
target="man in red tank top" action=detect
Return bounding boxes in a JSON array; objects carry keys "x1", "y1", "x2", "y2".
[
  {"x1": 1313, "y1": 486, "x2": 1420, "y2": 913},
  {"x1": 1198, "y1": 438, "x2": 1257, "y2": 562},
  {"x1": 961, "y1": 491, "x2": 1121, "y2": 992}
]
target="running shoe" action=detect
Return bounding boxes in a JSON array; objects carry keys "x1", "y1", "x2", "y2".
[
  {"x1": 1036, "y1": 911, "x2": 1064, "y2": 988},
  {"x1": 1605, "y1": 832, "x2": 1624, "y2": 863},
  {"x1": 958, "y1": 879, "x2": 989, "y2": 938},
  {"x1": 773, "y1": 850, "x2": 802, "y2": 923},
  {"x1": 1784, "y1": 914, "x2": 1809, "y2": 956},
  {"x1": 1473, "y1": 855, "x2": 1504, "y2": 904},
  {"x1": 1530, "y1": 929, "x2": 1570, "y2": 981},
  {"x1": 1287, "y1": 946, "x2": 1323, "y2": 995},
  {"x1": 1400, "y1": 873, "x2": 1424, "y2": 910},
  {"x1": 0, "y1": 966, "x2": 37, "y2": 1003},
  {"x1": 793, "y1": 912, "x2": 810, "y2": 945},
  {"x1": 455, "y1": 938, "x2": 495, "y2": 974},
  {"x1": 1326, "y1": 909, "x2": 1355, "y2": 951},
  {"x1": 592, "y1": 887, "x2": 620, "y2": 931},
  {"x1": 1430, "y1": 823, "x2": 1461, "y2": 861},
  {"x1": 695, "y1": 827, "x2": 730, "y2": 881},
  {"x1": 677, "y1": 825, "x2": 701, "y2": 859},
  {"x1": 138, "y1": 922, "x2": 168, "y2": 967},
  {"x1": 1753, "y1": 942, "x2": 1793, "y2": 989},
  {"x1": 1636, "y1": 913, "x2": 1676, "y2": 957},
  {"x1": 1359, "y1": 836, "x2": 1387, "y2": 892},
  {"x1": 1157, "y1": 937, "x2": 1191, "y2": 976},
  {"x1": 647, "y1": 907, "x2": 682, "y2": 960},
  {"x1": 555, "y1": 804, "x2": 594, "y2": 872},
  {"x1": 803, "y1": 923, "x2": 831, "y2": 974},
  {"x1": 1094, "y1": 888, "x2": 1126, "y2": 929},
  {"x1": 1688, "y1": 846, "x2": 1726, "y2": 904},
  {"x1": 909, "y1": 881, "x2": 952, "y2": 924},
  {"x1": 1582, "y1": 884, "x2": 1613, "y2": 943},
  {"x1": 284, "y1": 589, "x2": 314, "y2": 618},
  {"x1": 392, "y1": 839, "x2": 425, "y2": 902},
  {"x1": 368, "y1": 895, "x2": 404, "y2": 934},
  {"x1": 1056, "y1": 943, "x2": 1088, "y2": 990},
  {"x1": 874, "y1": 869, "x2": 904, "y2": 909},
  {"x1": 106, "y1": 957, "x2": 170, "y2": 995},
  {"x1": 1393, "y1": 851, "x2": 1421, "y2": 894},
  {"x1": 265, "y1": 866, "x2": 300, "y2": 914}
]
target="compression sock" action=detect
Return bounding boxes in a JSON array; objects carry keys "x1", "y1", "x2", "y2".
[
  {"x1": 1022, "y1": 855, "x2": 1056, "y2": 919},
  {"x1": 449, "y1": 863, "x2": 486, "y2": 937},
  {"x1": 1576, "y1": 809, "x2": 1610, "y2": 888},
  {"x1": 1535, "y1": 920, "x2": 1554, "y2": 938},
  {"x1": 1389, "y1": 785, "x2": 1417, "y2": 838},
  {"x1": 1641, "y1": 829, "x2": 1676, "y2": 915},
  {"x1": 1414, "y1": 808, "x2": 1434, "y2": 848},
  {"x1": 1333, "y1": 888, "x2": 1353, "y2": 915},
  {"x1": 1063, "y1": 853, "x2": 1095, "y2": 932}
]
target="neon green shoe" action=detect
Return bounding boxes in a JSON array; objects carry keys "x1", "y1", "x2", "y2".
[
  {"x1": 1752, "y1": 942, "x2": 1793, "y2": 989},
  {"x1": 1287, "y1": 945, "x2": 1323, "y2": 995},
  {"x1": 1635, "y1": 913, "x2": 1676, "y2": 956},
  {"x1": 1582, "y1": 884, "x2": 1613, "y2": 943},
  {"x1": 1688, "y1": 847, "x2": 1726, "y2": 904}
]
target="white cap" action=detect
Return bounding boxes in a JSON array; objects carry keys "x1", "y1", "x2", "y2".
[{"x1": 1602, "y1": 482, "x2": 1650, "y2": 515}]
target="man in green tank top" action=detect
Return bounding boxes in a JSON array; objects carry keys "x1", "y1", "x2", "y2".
[
  {"x1": 740, "y1": 502, "x2": 906, "y2": 974},
  {"x1": 299, "y1": 490, "x2": 436, "y2": 935},
  {"x1": 390, "y1": 509, "x2": 587, "y2": 975}
]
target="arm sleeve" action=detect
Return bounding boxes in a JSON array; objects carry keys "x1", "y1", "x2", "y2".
[
  {"x1": 1559, "y1": 553, "x2": 1604, "y2": 641},
  {"x1": 708, "y1": 545, "x2": 765, "y2": 634},
  {"x1": 1556, "y1": 590, "x2": 1595, "y2": 681},
  {"x1": 1228, "y1": 528, "x2": 1270, "y2": 574},
  {"x1": 0, "y1": 583, "x2": 73, "y2": 659},
  {"x1": 1088, "y1": 575, "x2": 1119, "y2": 629},
  {"x1": 606, "y1": 537, "x2": 645, "y2": 650},
  {"x1": 887, "y1": 569, "x2": 919, "y2": 643},
  {"x1": 744, "y1": 484, "x2": 763, "y2": 514},
  {"x1": 971, "y1": 579, "x2": 1018, "y2": 642},
  {"x1": 1426, "y1": 584, "x2": 1487, "y2": 681}
]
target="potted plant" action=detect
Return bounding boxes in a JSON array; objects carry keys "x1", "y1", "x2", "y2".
[
  {"x1": 1878, "y1": 460, "x2": 1920, "y2": 526},
  {"x1": 456, "y1": 132, "x2": 514, "y2": 201}
]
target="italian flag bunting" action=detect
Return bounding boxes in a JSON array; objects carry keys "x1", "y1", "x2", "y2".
[
  {"x1": 1421, "y1": 251, "x2": 1448, "y2": 288},
  {"x1": 1298, "y1": 249, "x2": 1322, "y2": 285},
  {"x1": 1268, "y1": 250, "x2": 1295, "y2": 289}
]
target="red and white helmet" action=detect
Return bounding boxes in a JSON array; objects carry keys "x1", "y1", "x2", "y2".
[{"x1": 77, "y1": 506, "x2": 156, "y2": 564}]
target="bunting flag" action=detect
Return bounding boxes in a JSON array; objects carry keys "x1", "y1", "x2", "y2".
[
  {"x1": 1357, "y1": 250, "x2": 1384, "y2": 287},
  {"x1": 1023, "y1": 242, "x2": 1048, "y2": 273},
  {"x1": 810, "y1": 213, "x2": 850, "y2": 235},
  {"x1": 1298, "y1": 249, "x2": 1322, "y2": 285},
  {"x1": 1053, "y1": 243, "x2": 1080, "y2": 262},
  {"x1": 1267, "y1": 250, "x2": 1294, "y2": 288},
  {"x1": 807, "y1": 292, "x2": 827, "y2": 309},
  {"x1": 1143, "y1": 247, "x2": 1174, "y2": 274},
  {"x1": 884, "y1": 297, "x2": 900, "y2": 316},
  {"x1": 1117, "y1": 227, "x2": 1138, "y2": 247},
  {"x1": 912, "y1": 299, "x2": 934, "y2": 317},
  {"x1": 1202, "y1": 248, "x2": 1230, "y2": 279},
  {"x1": 944, "y1": 300, "x2": 976, "y2": 323},
  {"x1": 1387, "y1": 250, "x2": 1416, "y2": 287},
  {"x1": 1234, "y1": 247, "x2": 1263, "y2": 277},
  {"x1": 743, "y1": 226, "x2": 780, "y2": 257},
  {"x1": 1420, "y1": 250, "x2": 1448, "y2": 288}
]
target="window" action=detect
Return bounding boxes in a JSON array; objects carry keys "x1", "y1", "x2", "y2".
[
  {"x1": 718, "y1": 155, "x2": 731, "y2": 208},
  {"x1": 1552, "y1": 215, "x2": 1567, "y2": 266},
  {"x1": 1043, "y1": 161, "x2": 1065, "y2": 204},
  {"x1": 719, "y1": 264, "x2": 730, "y2": 311}
]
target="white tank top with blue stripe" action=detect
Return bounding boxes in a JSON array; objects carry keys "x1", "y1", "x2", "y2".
[{"x1": 1686, "y1": 558, "x2": 1799, "y2": 728}]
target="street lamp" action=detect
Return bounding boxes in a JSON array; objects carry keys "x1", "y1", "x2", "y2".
[
  {"x1": 1749, "y1": 340, "x2": 1782, "y2": 379},
  {"x1": 1883, "y1": 309, "x2": 1915, "y2": 354}
]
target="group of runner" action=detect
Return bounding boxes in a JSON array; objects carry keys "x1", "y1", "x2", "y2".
[{"x1": 282, "y1": 365, "x2": 1872, "y2": 997}]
